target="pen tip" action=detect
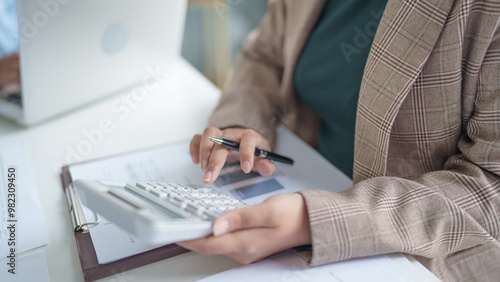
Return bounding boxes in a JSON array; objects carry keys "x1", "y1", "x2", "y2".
[{"x1": 208, "y1": 137, "x2": 224, "y2": 145}]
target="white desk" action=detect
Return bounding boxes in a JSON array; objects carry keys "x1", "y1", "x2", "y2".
[{"x1": 0, "y1": 58, "x2": 437, "y2": 281}]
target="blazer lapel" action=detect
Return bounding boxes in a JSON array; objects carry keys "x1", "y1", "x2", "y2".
[{"x1": 353, "y1": 0, "x2": 455, "y2": 183}]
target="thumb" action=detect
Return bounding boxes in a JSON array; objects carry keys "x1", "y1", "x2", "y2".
[{"x1": 212, "y1": 204, "x2": 271, "y2": 237}]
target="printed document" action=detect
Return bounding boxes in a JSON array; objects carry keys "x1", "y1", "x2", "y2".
[{"x1": 199, "y1": 250, "x2": 417, "y2": 282}]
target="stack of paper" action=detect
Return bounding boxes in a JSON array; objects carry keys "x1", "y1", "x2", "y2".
[{"x1": 0, "y1": 134, "x2": 50, "y2": 282}]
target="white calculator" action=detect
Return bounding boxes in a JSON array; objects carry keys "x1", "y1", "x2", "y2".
[{"x1": 73, "y1": 180, "x2": 247, "y2": 245}]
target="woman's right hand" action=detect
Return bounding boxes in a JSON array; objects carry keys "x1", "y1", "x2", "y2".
[
  {"x1": 0, "y1": 53, "x2": 20, "y2": 88},
  {"x1": 190, "y1": 127, "x2": 275, "y2": 184}
]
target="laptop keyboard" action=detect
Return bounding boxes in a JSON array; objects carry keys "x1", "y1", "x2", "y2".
[
  {"x1": 124, "y1": 182, "x2": 247, "y2": 221},
  {"x1": 0, "y1": 92, "x2": 22, "y2": 107}
]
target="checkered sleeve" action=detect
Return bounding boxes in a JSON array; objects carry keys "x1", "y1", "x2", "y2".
[{"x1": 297, "y1": 22, "x2": 500, "y2": 267}]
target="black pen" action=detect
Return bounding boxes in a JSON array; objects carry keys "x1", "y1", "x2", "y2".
[{"x1": 208, "y1": 137, "x2": 294, "y2": 165}]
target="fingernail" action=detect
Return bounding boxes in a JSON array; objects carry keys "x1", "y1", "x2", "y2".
[
  {"x1": 202, "y1": 160, "x2": 208, "y2": 172},
  {"x1": 242, "y1": 161, "x2": 251, "y2": 174},
  {"x1": 191, "y1": 154, "x2": 196, "y2": 164},
  {"x1": 203, "y1": 171, "x2": 212, "y2": 182},
  {"x1": 213, "y1": 220, "x2": 229, "y2": 236}
]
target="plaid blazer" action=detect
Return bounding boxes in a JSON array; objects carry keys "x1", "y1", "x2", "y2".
[{"x1": 208, "y1": 0, "x2": 500, "y2": 280}]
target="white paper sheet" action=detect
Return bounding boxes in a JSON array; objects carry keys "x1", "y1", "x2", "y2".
[
  {"x1": 198, "y1": 250, "x2": 416, "y2": 282},
  {"x1": 0, "y1": 249, "x2": 50, "y2": 282},
  {"x1": 0, "y1": 134, "x2": 49, "y2": 257},
  {"x1": 69, "y1": 127, "x2": 353, "y2": 264}
]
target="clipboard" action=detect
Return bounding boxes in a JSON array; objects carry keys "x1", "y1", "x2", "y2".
[{"x1": 61, "y1": 165, "x2": 189, "y2": 282}]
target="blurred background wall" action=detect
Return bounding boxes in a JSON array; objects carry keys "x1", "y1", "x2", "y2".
[{"x1": 182, "y1": 0, "x2": 268, "y2": 89}]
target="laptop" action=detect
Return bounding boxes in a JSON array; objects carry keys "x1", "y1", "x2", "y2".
[{"x1": 0, "y1": 0, "x2": 187, "y2": 125}]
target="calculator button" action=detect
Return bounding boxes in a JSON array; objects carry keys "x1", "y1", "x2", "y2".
[
  {"x1": 183, "y1": 195, "x2": 196, "y2": 202},
  {"x1": 203, "y1": 210, "x2": 221, "y2": 221},
  {"x1": 196, "y1": 188, "x2": 214, "y2": 193},
  {"x1": 185, "y1": 203, "x2": 198, "y2": 214},
  {"x1": 158, "y1": 183, "x2": 172, "y2": 189},
  {"x1": 198, "y1": 203, "x2": 211, "y2": 209},
  {"x1": 136, "y1": 182, "x2": 151, "y2": 191},
  {"x1": 172, "y1": 197, "x2": 187, "y2": 208},
  {"x1": 150, "y1": 189, "x2": 167, "y2": 199},
  {"x1": 168, "y1": 197, "x2": 182, "y2": 206}
]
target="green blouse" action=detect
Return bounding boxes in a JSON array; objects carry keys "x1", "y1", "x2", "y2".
[{"x1": 294, "y1": 0, "x2": 387, "y2": 178}]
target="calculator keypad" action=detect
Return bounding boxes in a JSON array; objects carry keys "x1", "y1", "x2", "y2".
[{"x1": 130, "y1": 182, "x2": 247, "y2": 220}]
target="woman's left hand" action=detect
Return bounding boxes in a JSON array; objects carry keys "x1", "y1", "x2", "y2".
[
  {"x1": 0, "y1": 53, "x2": 20, "y2": 88},
  {"x1": 177, "y1": 193, "x2": 311, "y2": 264}
]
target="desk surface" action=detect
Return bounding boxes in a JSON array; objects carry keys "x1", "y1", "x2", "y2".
[{"x1": 0, "y1": 58, "x2": 437, "y2": 281}]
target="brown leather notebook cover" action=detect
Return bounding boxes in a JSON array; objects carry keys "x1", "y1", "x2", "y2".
[{"x1": 61, "y1": 166, "x2": 189, "y2": 282}]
